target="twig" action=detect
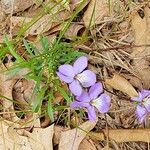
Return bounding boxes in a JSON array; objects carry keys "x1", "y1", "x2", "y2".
[{"x1": 84, "y1": 44, "x2": 150, "y2": 52}]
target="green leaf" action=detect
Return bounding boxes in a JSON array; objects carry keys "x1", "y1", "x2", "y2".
[
  {"x1": 23, "y1": 39, "x2": 34, "y2": 57},
  {"x1": 47, "y1": 93, "x2": 54, "y2": 122},
  {"x1": 4, "y1": 36, "x2": 24, "y2": 62},
  {"x1": 32, "y1": 87, "x2": 46, "y2": 112},
  {"x1": 57, "y1": 86, "x2": 71, "y2": 104}
]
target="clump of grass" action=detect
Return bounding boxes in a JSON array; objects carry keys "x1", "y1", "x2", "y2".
[
  {"x1": 2, "y1": 35, "x2": 85, "y2": 122},
  {"x1": 0, "y1": 0, "x2": 88, "y2": 124}
]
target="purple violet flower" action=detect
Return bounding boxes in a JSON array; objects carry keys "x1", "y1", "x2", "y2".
[
  {"x1": 131, "y1": 90, "x2": 150, "y2": 123},
  {"x1": 57, "y1": 56, "x2": 96, "y2": 96},
  {"x1": 70, "y1": 83, "x2": 111, "y2": 121}
]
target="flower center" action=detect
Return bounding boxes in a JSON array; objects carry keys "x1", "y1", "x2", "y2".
[
  {"x1": 143, "y1": 97, "x2": 150, "y2": 102},
  {"x1": 143, "y1": 97, "x2": 150, "y2": 107},
  {"x1": 91, "y1": 98, "x2": 99, "y2": 107},
  {"x1": 76, "y1": 73, "x2": 86, "y2": 83}
]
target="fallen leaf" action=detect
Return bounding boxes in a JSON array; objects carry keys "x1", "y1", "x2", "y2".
[
  {"x1": 131, "y1": 8, "x2": 150, "y2": 57},
  {"x1": 0, "y1": 64, "x2": 19, "y2": 121},
  {"x1": 55, "y1": 0, "x2": 70, "y2": 11},
  {"x1": 70, "y1": 0, "x2": 90, "y2": 11},
  {"x1": 101, "y1": 145, "x2": 113, "y2": 150},
  {"x1": 0, "y1": 119, "x2": 54, "y2": 150},
  {"x1": 131, "y1": 7, "x2": 150, "y2": 89},
  {"x1": 105, "y1": 73, "x2": 138, "y2": 97},
  {"x1": 58, "y1": 120, "x2": 97, "y2": 150},
  {"x1": 11, "y1": 9, "x2": 70, "y2": 36},
  {"x1": 79, "y1": 138, "x2": 96, "y2": 150},
  {"x1": 64, "y1": 23, "x2": 84, "y2": 40},
  {"x1": 25, "y1": 124, "x2": 54, "y2": 150},
  {"x1": 53, "y1": 125, "x2": 64, "y2": 146},
  {"x1": 0, "y1": 119, "x2": 32, "y2": 149},
  {"x1": 90, "y1": 128, "x2": 150, "y2": 143},
  {"x1": 1, "y1": 0, "x2": 34, "y2": 14},
  {"x1": 83, "y1": 0, "x2": 109, "y2": 27},
  {"x1": 11, "y1": 15, "x2": 52, "y2": 36}
]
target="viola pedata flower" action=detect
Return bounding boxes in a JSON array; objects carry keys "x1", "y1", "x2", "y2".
[
  {"x1": 57, "y1": 56, "x2": 96, "y2": 96},
  {"x1": 131, "y1": 90, "x2": 150, "y2": 123},
  {"x1": 70, "y1": 83, "x2": 111, "y2": 121}
]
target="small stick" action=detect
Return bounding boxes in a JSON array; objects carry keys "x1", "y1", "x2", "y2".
[{"x1": 83, "y1": 44, "x2": 150, "y2": 52}]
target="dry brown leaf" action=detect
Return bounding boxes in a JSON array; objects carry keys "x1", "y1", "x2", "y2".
[
  {"x1": 58, "y1": 120, "x2": 97, "y2": 150},
  {"x1": 1, "y1": 0, "x2": 34, "y2": 14},
  {"x1": 11, "y1": 15, "x2": 52, "y2": 36},
  {"x1": 131, "y1": 7, "x2": 150, "y2": 89},
  {"x1": 0, "y1": 119, "x2": 32, "y2": 149},
  {"x1": 90, "y1": 128, "x2": 150, "y2": 143},
  {"x1": 131, "y1": 8, "x2": 150, "y2": 57},
  {"x1": 12, "y1": 79, "x2": 36, "y2": 124},
  {"x1": 25, "y1": 124, "x2": 54, "y2": 150},
  {"x1": 105, "y1": 74, "x2": 138, "y2": 97},
  {"x1": 101, "y1": 145, "x2": 113, "y2": 150},
  {"x1": 70, "y1": 0, "x2": 90, "y2": 11},
  {"x1": 11, "y1": 8, "x2": 70, "y2": 36},
  {"x1": 83, "y1": 0, "x2": 109, "y2": 27},
  {"x1": 64, "y1": 23, "x2": 84, "y2": 40},
  {"x1": 55, "y1": 0, "x2": 70, "y2": 11},
  {"x1": 0, "y1": 64, "x2": 19, "y2": 121},
  {"x1": 0, "y1": 119, "x2": 54, "y2": 150},
  {"x1": 53, "y1": 125, "x2": 64, "y2": 146},
  {"x1": 0, "y1": 59, "x2": 30, "y2": 121},
  {"x1": 79, "y1": 138, "x2": 96, "y2": 150}
]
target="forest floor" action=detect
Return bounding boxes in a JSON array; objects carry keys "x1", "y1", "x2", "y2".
[{"x1": 0, "y1": 0, "x2": 150, "y2": 150}]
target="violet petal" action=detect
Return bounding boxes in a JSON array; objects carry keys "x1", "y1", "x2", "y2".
[
  {"x1": 70, "y1": 101, "x2": 90, "y2": 108},
  {"x1": 89, "y1": 82, "x2": 103, "y2": 99},
  {"x1": 76, "y1": 91, "x2": 91, "y2": 102},
  {"x1": 87, "y1": 106, "x2": 97, "y2": 121},
  {"x1": 131, "y1": 90, "x2": 150, "y2": 102},
  {"x1": 69, "y1": 80, "x2": 83, "y2": 96},
  {"x1": 73, "y1": 56, "x2": 88, "y2": 74},
  {"x1": 135, "y1": 105, "x2": 148, "y2": 123},
  {"x1": 140, "y1": 90, "x2": 150, "y2": 99},
  {"x1": 76, "y1": 70, "x2": 96, "y2": 87},
  {"x1": 92, "y1": 93, "x2": 111, "y2": 113},
  {"x1": 131, "y1": 92, "x2": 144, "y2": 102},
  {"x1": 143, "y1": 98, "x2": 150, "y2": 112},
  {"x1": 58, "y1": 64, "x2": 75, "y2": 77},
  {"x1": 57, "y1": 72, "x2": 74, "y2": 83}
]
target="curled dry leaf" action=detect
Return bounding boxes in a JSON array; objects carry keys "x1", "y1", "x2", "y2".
[
  {"x1": 58, "y1": 120, "x2": 97, "y2": 150},
  {"x1": 105, "y1": 73, "x2": 138, "y2": 97},
  {"x1": 13, "y1": 79, "x2": 35, "y2": 105},
  {"x1": 79, "y1": 138, "x2": 96, "y2": 150},
  {"x1": 83, "y1": 0, "x2": 109, "y2": 27},
  {"x1": 64, "y1": 23, "x2": 84, "y2": 40},
  {"x1": 0, "y1": 64, "x2": 19, "y2": 121},
  {"x1": 0, "y1": 57, "x2": 30, "y2": 121},
  {"x1": 12, "y1": 78, "x2": 37, "y2": 124},
  {"x1": 131, "y1": 7, "x2": 150, "y2": 89}
]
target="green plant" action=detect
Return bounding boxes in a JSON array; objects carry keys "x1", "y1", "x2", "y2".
[{"x1": 2, "y1": 35, "x2": 85, "y2": 122}]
